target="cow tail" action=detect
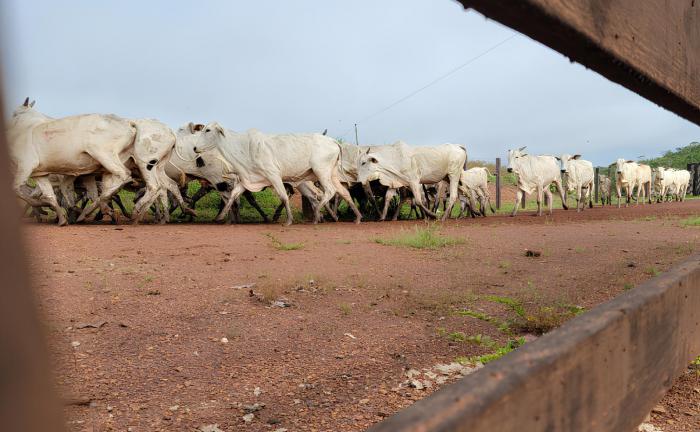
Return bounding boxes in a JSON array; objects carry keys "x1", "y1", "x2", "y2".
[{"x1": 461, "y1": 145, "x2": 468, "y2": 170}]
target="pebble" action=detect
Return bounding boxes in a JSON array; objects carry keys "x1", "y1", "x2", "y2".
[
  {"x1": 409, "y1": 380, "x2": 424, "y2": 390},
  {"x1": 254, "y1": 387, "x2": 262, "y2": 396},
  {"x1": 651, "y1": 404, "x2": 667, "y2": 414},
  {"x1": 71, "y1": 341, "x2": 81, "y2": 348},
  {"x1": 220, "y1": 337, "x2": 229, "y2": 344},
  {"x1": 242, "y1": 413, "x2": 254, "y2": 423}
]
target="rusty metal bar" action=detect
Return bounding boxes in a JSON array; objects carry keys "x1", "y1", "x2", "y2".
[
  {"x1": 495, "y1": 158, "x2": 501, "y2": 209},
  {"x1": 369, "y1": 254, "x2": 700, "y2": 432}
]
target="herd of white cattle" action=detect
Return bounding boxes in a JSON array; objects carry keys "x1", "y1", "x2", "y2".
[{"x1": 7, "y1": 99, "x2": 693, "y2": 226}]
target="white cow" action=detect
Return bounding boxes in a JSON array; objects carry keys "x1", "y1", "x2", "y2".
[
  {"x1": 458, "y1": 167, "x2": 495, "y2": 217},
  {"x1": 653, "y1": 167, "x2": 674, "y2": 202},
  {"x1": 357, "y1": 141, "x2": 467, "y2": 221},
  {"x1": 506, "y1": 147, "x2": 568, "y2": 216},
  {"x1": 558, "y1": 154, "x2": 594, "y2": 212},
  {"x1": 654, "y1": 167, "x2": 691, "y2": 202},
  {"x1": 674, "y1": 169, "x2": 691, "y2": 201},
  {"x1": 192, "y1": 123, "x2": 362, "y2": 225},
  {"x1": 615, "y1": 159, "x2": 652, "y2": 207},
  {"x1": 7, "y1": 98, "x2": 137, "y2": 225}
]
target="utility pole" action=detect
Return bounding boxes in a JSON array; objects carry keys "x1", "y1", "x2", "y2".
[{"x1": 354, "y1": 123, "x2": 359, "y2": 146}]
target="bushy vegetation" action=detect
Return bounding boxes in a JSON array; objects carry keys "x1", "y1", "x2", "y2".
[
  {"x1": 374, "y1": 224, "x2": 463, "y2": 249},
  {"x1": 641, "y1": 142, "x2": 700, "y2": 169}
]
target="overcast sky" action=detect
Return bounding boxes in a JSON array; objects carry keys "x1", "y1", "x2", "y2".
[{"x1": 2, "y1": 0, "x2": 698, "y2": 165}]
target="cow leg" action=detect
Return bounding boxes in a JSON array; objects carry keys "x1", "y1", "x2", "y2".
[
  {"x1": 268, "y1": 179, "x2": 295, "y2": 226},
  {"x1": 536, "y1": 185, "x2": 543, "y2": 217},
  {"x1": 576, "y1": 186, "x2": 582, "y2": 212},
  {"x1": 242, "y1": 190, "x2": 270, "y2": 223},
  {"x1": 159, "y1": 170, "x2": 196, "y2": 217},
  {"x1": 34, "y1": 176, "x2": 67, "y2": 226},
  {"x1": 216, "y1": 184, "x2": 245, "y2": 223},
  {"x1": 511, "y1": 189, "x2": 523, "y2": 217},
  {"x1": 441, "y1": 177, "x2": 459, "y2": 221},
  {"x1": 409, "y1": 182, "x2": 438, "y2": 219},
  {"x1": 545, "y1": 188, "x2": 554, "y2": 215},
  {"x1": 380, "y1": 188, "x2": 396, "y2": 222},
  {"x1": 328, "y1": 176, "x2": 362, "y2": 224},
  {"x1": 616, "y1": 182, "x2": 622, "y2": 208},
  {"x1": 554, "y1": 179, "x2": 568, "y2": 210},
  {"x1": 77, "y1": 159, "x2": 132, "y2": 223}
]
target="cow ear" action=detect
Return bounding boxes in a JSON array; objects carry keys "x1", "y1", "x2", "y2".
[
  {"x1": 215, "y1": 124, "x2": 226, "y2": 137},
  {"x1": 555, "y1": 156, "x2": 561, "y2": 161},
  {"x1": 626, "y1": 160, "x2": 634, "y2": 163},
  {"x1": 23, "y1": 97, "x2": 29, "y2": 107},
  {"x1": 193, "y1": 123, "x2": 205, "y2": 132},
  {"x1": 573, "y1": 154, "x2": 581, "y2": 159},
  {"x1": 365, "y1": 147, "x2": 371, "y2": 154}
]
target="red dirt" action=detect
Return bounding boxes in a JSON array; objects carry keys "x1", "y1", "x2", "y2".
[{"x1": 25, "y1": 200, "x2": 700, "y2": 432}]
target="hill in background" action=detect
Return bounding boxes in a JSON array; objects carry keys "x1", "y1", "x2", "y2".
[{"x1": 642, "y1": 142, "x2": 700, "y2": 169}]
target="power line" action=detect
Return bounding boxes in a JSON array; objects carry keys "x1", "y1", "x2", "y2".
[{"x1": 338, "y1": 33, "x2": 517, "y2": 140}]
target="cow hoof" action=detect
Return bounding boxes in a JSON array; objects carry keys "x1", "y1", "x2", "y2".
[
  {"x1": 184, "y1": 207, "x2": 197, "y2": 217},
  {"x1": 354, "y1": 217, "x2": 361, "y2": 225}
]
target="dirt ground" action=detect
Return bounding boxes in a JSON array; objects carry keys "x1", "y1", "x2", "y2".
[{"x1": 24, "y1": 200, "x2": 700, "y2": 432}]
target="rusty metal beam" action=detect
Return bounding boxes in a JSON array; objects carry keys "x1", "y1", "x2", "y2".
[
  {"x1": 459, "y1": 0, "x2": 700, "y2": 126},
  {"x1": 369, "y1": 254, "x2": 700, "y2": 432}
]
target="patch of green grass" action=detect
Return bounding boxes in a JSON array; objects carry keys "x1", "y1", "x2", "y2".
[
  {"x1": 144, "y1": 275, "x2": 154, "y2": 283},
  {"x1": 457, "y1": 309, "x2": 511, "y2": 333},
  {"x1": 374, "y1": 224, "x2": 463, "y2": 249},
  {"x1": 681, "y1": 215, "x2": 700, "y2": 227},
  {"x1": 484, "y1": 295, "x2": 525, "y2": 317},
  {"x1": 446, "y1": 331, "x2": 467, "y2": 342},
  {"x1": 265, "y1": 233, "x2": 304, "y2": 251},
  {"x1": 623, "y1": 283, "x2": 634, "y2": 290},
  {"x1": 644, "y1": 266, "x2": 661, "y2": 276},
  {"x1": 574, "y1": 247, "x2": 586, "y2": 253},
  {"x1": 510, "y1": 306, "x2": 574, "y2": 335},
  {"x1": 457, "y1": 337, "x2": 526, "y2": 365}
]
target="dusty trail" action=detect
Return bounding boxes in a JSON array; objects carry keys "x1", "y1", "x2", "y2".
[{"x1": 25, "y1": 200, "x2": 700, "y2": 431}]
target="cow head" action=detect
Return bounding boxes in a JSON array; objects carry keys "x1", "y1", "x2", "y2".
[
  {"x1": 193, "y1": 122, "x2": 226, "y2": 153},
  {"x1": 357, "y1": 147, "x2": 381, "y2": 185},
  {"x1": 556, "y1": 154, "x2": 581, "y2": 174},
  {"x1": 506, "y1": 146, "x2": 527, "y2": 174},
  {"x1": 615, "y1": 158, "x2": 635, "y2": 174},
  {"x1": 12, "y1": 97, "x2": 36, "y2": 117},
  {"x1": 653, "y1": 166, "x2": 666, "y2": 182}
]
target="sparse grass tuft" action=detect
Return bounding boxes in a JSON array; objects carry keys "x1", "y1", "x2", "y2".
[
  {"x1": 339, "y1": 303, "x2": 352, "y2": 316},
  {"x1": 644, "y1": 266, "x2": 661, "y2": 276},
  {"x1": 510, "y1": 306, "x2": 572, "y2": 335},
  {"x1": 374, "y1": 224, "x2": 463, "y2": 249},
  {"x1": 457, "y1": 337, "x2": 526, "y2": 365},
  {"x1": 681, "y1": 215, "x2": 700, "y2": 227},
  {"x1": 258, "y1": 284, "x2": 281, "y2": 303},
  {"x1": 484, "y1": 295, "x2": 525, "y2": 317},
  {"x1": 458, "y1": 309, "x2": 511, "y2": 333},
  {"x1": 265, "y1": 233, "x2": 304, "y2": 251}
]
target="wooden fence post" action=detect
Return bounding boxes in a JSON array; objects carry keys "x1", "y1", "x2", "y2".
[
  {"x1": 594, "y1": 167, "x2": 600, "y2": 204},
  {"x1": 521, "y1": 191, "x2": 526, "y2": 209},
  {"x1": 495, "y1": 158, "x2": 501, "y2": 209}
]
